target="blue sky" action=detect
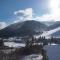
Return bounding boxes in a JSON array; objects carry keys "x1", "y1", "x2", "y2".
[
  {"x1": 0, "y1": 0, "x2": 60, "y2": 29},
  {"x1": 0, "y1": 0, "x2": 49, "y2": 23}
]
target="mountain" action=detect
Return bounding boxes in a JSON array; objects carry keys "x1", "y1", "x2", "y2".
[
  {"x1": 40, "y1": 27, "x2": 60, "y2": 38},
  {"x1": 43, "y1": 21, "x2": 60, "y2": 37},
  {"x1": 0, "y1": 20, "x2": 47, "y2": 37},
  {"x1": 51, "y1": 27, "x2": 60, "y2": 37},
  {"x1": 41, "y1": 21, "x2": 55, "y2": 26},
  {"x1": 47, "y1": 21, "x2": 60, "y2": 30},
  {"x1": 52, "y1": 31, "x2": 60, "y2": 37}
]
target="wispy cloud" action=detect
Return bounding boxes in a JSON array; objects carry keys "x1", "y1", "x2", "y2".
[
  {"x1": 14, "y1": 8, "x2": 33, "y2": 23},
  {"x1": 14, "y1": 7, "x2": 60, "y2": 23}
]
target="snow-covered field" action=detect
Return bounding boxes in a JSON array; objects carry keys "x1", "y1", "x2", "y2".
[{"x1": 4, "y1": 42, "x2": 25, "y2": 48}]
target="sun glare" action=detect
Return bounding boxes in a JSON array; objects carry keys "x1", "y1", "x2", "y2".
[
  {"x1": 50, "y1": 0, "x2": 60, "y2": 20},
  {"x1": 50, "y1": 0, "x2": 59, "y2": 9}
]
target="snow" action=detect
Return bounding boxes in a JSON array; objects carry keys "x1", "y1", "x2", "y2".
[
  {"x1": 36, "y1": 27, "x2": 60, "y2": 39},
  {"x1": 4, "y1": 42, "x2": 25, "y2": 48},
  {"x1": 22, "y1": 54, "x2": 43, "y2": 60},
  {"x1": 48, "y1": 43, "x2": 58, "y2": 46},
  {"x1": 41, "y1": 27, "x2": 60, "y2": 37}
]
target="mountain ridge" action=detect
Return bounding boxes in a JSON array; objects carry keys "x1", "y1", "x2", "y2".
[{"x1": 0, "y1": 20, "x2": 47, "y2": 37}]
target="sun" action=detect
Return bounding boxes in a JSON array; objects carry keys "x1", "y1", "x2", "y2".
[
  {"x1": 50, "y1": 0, "x2": 59, "y2": 9},
  {"x1": 49, "y1": 0, "x2": 60, "y2": 20}
]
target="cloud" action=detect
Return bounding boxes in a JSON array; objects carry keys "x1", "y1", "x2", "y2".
[
  {"x1": 0, "y1": 22, "x2": 7, "y2": 30},
  {"x1": 14, "y1": 8, "x2": 60, "y2": 23},
  {"x1": 14, "y1": 8, "x2": 33, "y2": 23},
  {"x1": 34, "y1": 14, "x2": 58, "y2": 21}
]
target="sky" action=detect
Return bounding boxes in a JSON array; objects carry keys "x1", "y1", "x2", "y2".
[{"x1": 0, "y1": 0, "x2": 60, "y2": 29}]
